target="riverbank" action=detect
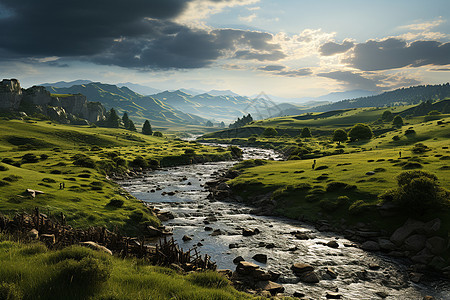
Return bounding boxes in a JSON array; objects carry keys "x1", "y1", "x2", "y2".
[{"x1": 118, "y1": 146, "x2": 449, "y2": 299}]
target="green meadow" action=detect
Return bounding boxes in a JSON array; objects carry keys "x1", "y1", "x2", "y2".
[
  {"x1": 0, "y1": 119, "x2": 234, "y2": 235},
  {"x1": 0, "y1": 238, "x2": 254, "y2": 300}
]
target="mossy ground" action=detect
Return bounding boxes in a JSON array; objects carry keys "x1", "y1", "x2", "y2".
[
  {"x1": 0, "y1": 119, "x2": 234, "y2": 235},
  {"x1": 0, "y1": 237, "x2": 254, "y2": 300}
]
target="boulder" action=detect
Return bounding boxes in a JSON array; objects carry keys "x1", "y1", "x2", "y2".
[
  {"x1": 324, "y1": 267, "x2": 337, "y2": 279},
  {"x1": 229, "y1": 243, "x2": 239, "y2": 249},
  {"x1": 422, "y1": 218, "x2": 441, "y2": 235},
  {"x1": 409, "y1": 272, "x2": 423, "y2": 283},
  {"x1": 28, "y1": 229, "x2": 39, "y2": 240},
  {"x1": 295, "y1": 232, "x2": 310, "y2": 240},
  {"x1": 404, "y1": 234, "x2": 427, "y2": 252},
  {"x1": 242, "y1": 228, "x2": 259, "y2": 236},
  {"x1": 233, "y1": 256, "x2": 245, "y2": 264},
  {"x1": 300, "y1": 271, "x2": 320, "y2": 283},
  {"x1": 361, "y1": 241, "x2": 380, "y2": 251},
  {"x1": 236, "y1": 261, "x2": 259, "y2": 275},
  {"x1": 255, "y1": 281, "x2": 284, "y2": 296},
  {"x1": 291, "y1": 263, "x2": 314, "y2": 274},
  {"x1": 210, "y1": 229, "x2": 222, "y2": 236},
  {"x1": 426, "y1": 236, "x2": 448, "y2": 255},
  {"x1": 378, "y1": 238, "x2": 396, "y2": 251},
  {"x1": 326, "y1": 240, "x2": 339, "y2": 248},
  {"x1": 79, "y1": 241, "x2": 113, "y2": 255},
  {"x1": 411, "y1": 248, "x2": 434, "y2": 264},
  {"x1": 390, "y1": 219, "x2": 425, "y2": 246},
  {"x1": 326, "y1": 292, "x2": 342, "y2": 299},
  {"x1": 428, "y1": 256, "x2": 447, "y2": 270},
  {"x1": 252, "y1": 254, "x2": 267, "y2": 263},
  {"x1": 182, "y1": 235, "x2": 192, "y2": 241}
]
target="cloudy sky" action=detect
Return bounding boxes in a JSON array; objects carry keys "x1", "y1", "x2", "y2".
[{"x1": 0, "y1": 0, "x2": 449, "y2": 98}]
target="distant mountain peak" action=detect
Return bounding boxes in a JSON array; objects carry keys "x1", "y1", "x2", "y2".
[
  {"x1": 40, "y1": 79, "x2": 93, "y2": 88},
  {"x1": 207, "y1": 89, "x2": 240, "y2": 97}
]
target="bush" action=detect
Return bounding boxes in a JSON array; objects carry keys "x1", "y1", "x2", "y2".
[
  {"x1": 300, "y1": 127, "x2": 312, "y2": 138},
  {"x1": 411, "y1": 143, "x2": 430, "y2": 154},
  {"x1": 248, "y1": 137, "x2": 257, "y2": 143},
  {"x1": 21, "y1": 153, "x2": 39, "y2": 163},
  {"x1": 319, "y1": 198, "x2": 339, "y2": 212},
  {"x1": 392, "y1": 135, "x2": 400, "y2": 141},
  {"x1": 228, "y1": 145, "x2": 243, "y2": 158},
  {"x1": 348, "y1": 200, "x2": 369, "y2": 215},
  {"x1": 42, "y1": 178, "x2": 56, "y2": 183},
  {"x1": 381, "y1": 110, "x2": 394, "y2": 121},
  {"x1": 262, "y1": 127, "x2": 278, "y2": 137},
  {"x1": 55, "y1": 256, "x2": 111, "y2": 286},
  {"x1": 129, "y1": 156, "x2": 148, "y2": 169},
  {"x1": 380, "y1": 171, "x2": 448, "y2": 215},
  {"x1": 107, "y1": 198, "x2": 124, "y2": 208},
  {"x1": 153, "y1": 131, "x2": 163, "y2": 137},
  {"x1": 326, "y1": 181, "x2": 349, "y2": 192},
  {"x1": 72, "y1": 154, "x2": 96, "y2": 168},
  {"x1": 332, "y1": 129, "x2": 347, "y2": 145},
  {"x1": 0, "y1": 164, "x2": 9, "y2": 171}
]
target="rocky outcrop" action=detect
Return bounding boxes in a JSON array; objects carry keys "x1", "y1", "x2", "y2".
[
  {"x1": 0, "y1": 78, "x2": 105, "y2": 123},
  {"x1": 0, "y1": 79, "x2": 22, "y2": 110}
]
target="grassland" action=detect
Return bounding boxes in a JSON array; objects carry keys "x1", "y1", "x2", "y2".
[
  {"x1": 226, "y1": 115, "x2": 450, "y2": 246},
  {"x1": 0, "y1": 237, "x2": 253, "y2": 300},
  {"x1": 0, "y1": 119, "x2": 235, "y2": 235}
]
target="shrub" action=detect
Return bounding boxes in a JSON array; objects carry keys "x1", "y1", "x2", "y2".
[
  {"x1": 148, "y1": 159, "x2": 160, "y2": 169},
  {"x1": 392, "y1": 115, "x2": 404, "y2": 127},
  {"x1": 381, "y1": 110, "x2": 394, "y2": 121},
  {"x1": 153, "y1": 131, "x2": 163, "y2": 137},
  {"x1": 300, "y1": 127, "x2": 312, "y2": 138},
  {"x1": 228, "y1": 145, "x2": 243, "y2": 158},
  {"x1": 326, "y1": 181, "x2": 348, "y2": 192},
  {"x1": 107, "y1": 199, "x2": 124, "y2": 208},
  {"x1": 42, "y1": 178, "x2": 56, "y2": 183},
  {"x1": 392, "y1": 135, "x2": 400, "y2": 141},
  {"x1": 129, "y1": 156, "x2": 148, "y2": 169},
  {"x1": 262, "y1": 127, "x2": 278, "y2": 137},
  {"x1": 319, "y1": 198, "x2": 339, "y2": 212},
  {"x1": 54, "y1": 256, "x2": 111, "y2": 286},
  {"x1": 380, "y1": 171, "x2": 448, "y2": 215},
  {"x1": 40, "y1": 154, "x2": 49, "y2": 160},
  {"x1": 411, "y1": 143, "x2": 430, "y2": 154},
  {"x1": 21, "y1": 153, "x2": 39, "y2": 163},
  {"x1": 332, "y1": 129, "x2": 347, "y2": 145},
  {"x1": 19, "y1": 243, "x2": 47, "y2": 256},
  {"x1": 184, "y1": 148, "x2": 196, "y2": 155},
  {"x1": 405, "y1": 129, "x2": 416, "y2": 135},
  {"x1": 2, "y1": 158, "x2": 14, "y2": 165},
  {"x1": 3, "y1": 175, "x2": 21, "y2": 182},
  {"x1": 72, "y1": 154, "x2": 96, "y2": 168},
  {"x1": 0, "y1": 164, "x2": 9, "y2": 171},
  {"x1": 248, "y1": 137, "x2": 257, "y2": 143},
  {"x1": 348, "y1": 123, "x2": 373, "y2": 141},
  {"x1": 402, "y1": 162, "x2": 422, "y2": 169}
]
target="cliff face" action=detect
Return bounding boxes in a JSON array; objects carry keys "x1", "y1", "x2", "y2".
[
  {"x1": 0, "y1": 79, "x2": 105, "y2": 123},
  {"x1": 0, "y1": 79, "x2": 22, "y2": 110}
]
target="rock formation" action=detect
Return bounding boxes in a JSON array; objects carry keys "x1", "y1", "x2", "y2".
[{"x1": 0, "y1": 78, "x2": 105, "y2": 123}]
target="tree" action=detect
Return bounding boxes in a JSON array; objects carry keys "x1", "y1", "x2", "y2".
[
  {"x1": 229, "y1": 114, "x2": 253, "y2": 129},
  {"x1": 381, "y1": 110, "x2": 394, "y2": 121},
  {"x1": 122, "y1": 112, "x2": 130, "y2": 128},
  {"x1": 127, "y1": 119, "x2": 137, "y2": 131},
  {"x1": 392, "y1": 115, "x2": 404, "y2": 127},
  {"x1": 262, "y1": 127, "x2": 277, "y2": 137},
  {"x1": 300, "y1": 127, "x2": 312, "y2": 138},
  {"x1": 142, "y1": 120, "x2": 153, "y2": 135},
  {"x1": 332, "y1": 129, "x2": 347, "y2": 145},
  {"x1": 348, "y1": 123, "x2": 373, "y2": 141},
  {"x1": 219, "y1": 121, "x2": 225, "y2": 128},
  {"x1": 105, "y1": 108, "x2": 120, "y2": 128},
  {"x1": 205, "y1": 120, "x2": 213, "y2": 127}
]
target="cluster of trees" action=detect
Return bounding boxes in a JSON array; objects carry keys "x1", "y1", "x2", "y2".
[
  {"x1": 332, "y1": 123, "x2": 373, "y2": 144},
  {"x1": 204, "y1": 121, "x2": 226, "y2": 128},
  {"x1": 309, "y1": 83, "x2": 450, "y2": 112},
  {"x1": 100, "y1": 108, "x2": 163, "y2": 137},
  {"x1": 229, "y1": 114, "x2": 253, "y2": 129}
]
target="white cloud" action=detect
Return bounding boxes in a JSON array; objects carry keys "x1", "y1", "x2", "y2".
[
  {"x1": 247, "y1": 6, "x2": 261, "y2": 11},
  {"x1": 239, "y1": 13, "x2": 257, "y2": 23},
  {"x1": 399, "y1": 18, "x2": 445, "y2": 31},
  {"x1": 177, "y1": 0, "x2": 260, "y2": 25}
]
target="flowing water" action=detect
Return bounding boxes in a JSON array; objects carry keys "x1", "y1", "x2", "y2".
[{"x1": 118, "y1": 147, "x2": 449, "y2": 299}]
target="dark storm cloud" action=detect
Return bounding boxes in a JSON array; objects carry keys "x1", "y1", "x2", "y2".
[
  {"x1": 344, "y1": 38, "x2": 450, "y2": 71},
  {"x1": 94, "y1": 26, "x2": 285, "y2": 69},
  {"x1": 319, "y1": 40, "x2": 354, "y2": 56},
  {"x1": 0, "y1": 0, "x2": 285, "y2": 69}
]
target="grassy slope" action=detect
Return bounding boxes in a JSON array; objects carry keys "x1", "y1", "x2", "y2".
[
  {"x1": 0, "y1": 119, "x2": 233, "y2": 234},
  {"x1": 0, "y1": 240, "x2": 253, "y2": 300},
  {"x1": 228, "y1": 116, "x2": 450, "y2": 235}
]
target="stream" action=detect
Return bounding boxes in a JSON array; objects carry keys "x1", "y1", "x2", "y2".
[{"x1": 118, "y1": 146, "x2": 449, "y2": 299}]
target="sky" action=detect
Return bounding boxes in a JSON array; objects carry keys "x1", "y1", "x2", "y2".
[{"x1": 0, "y1": 0, "x2": 449, "y2": 98}]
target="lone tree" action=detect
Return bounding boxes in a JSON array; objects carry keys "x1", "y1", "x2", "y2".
[
  {"x1": 105, "y1": 108, "x2": 120, "y2": 128},
  {"x1": 122, "y1": 112, "x2": 130, "y2": 128},
  {"x1": 301, "y1": 127, "x2": 312, "y2": 138},
  {"x1": 392, "y1": 115, "x2": 404, "y2": 127},
  {"x1": 381, "y1": 110, "x2": 394, "y2": 122},
  {"x1": 205, "y1": 120, "x2": 213, "y2": 127},
  {"x1": 142, "y1": 120, "x2": 153, "y2": 135},
  {"x1": 332, "y1": 129, "x2": 348, "y2": 145},
  {"x1": 348, "y1": 123, "x2": 373, "y2": 141},
  {"x1": 127, "y1": 119, "x2": 137, "y2": 131}
]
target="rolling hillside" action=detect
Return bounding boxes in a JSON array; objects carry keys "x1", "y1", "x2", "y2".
[{"x1": 45, "y1": 83, "x2": 205, "y2": 126}]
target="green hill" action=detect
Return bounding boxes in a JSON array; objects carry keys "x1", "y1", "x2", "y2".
[{"x1": 45, "y1": 83, "x2": 205, "y2": 127}]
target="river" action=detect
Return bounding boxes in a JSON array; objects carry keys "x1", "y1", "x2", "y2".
[{"x1": 118, "y1": 146, "x2": 449, "y2": 299}]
